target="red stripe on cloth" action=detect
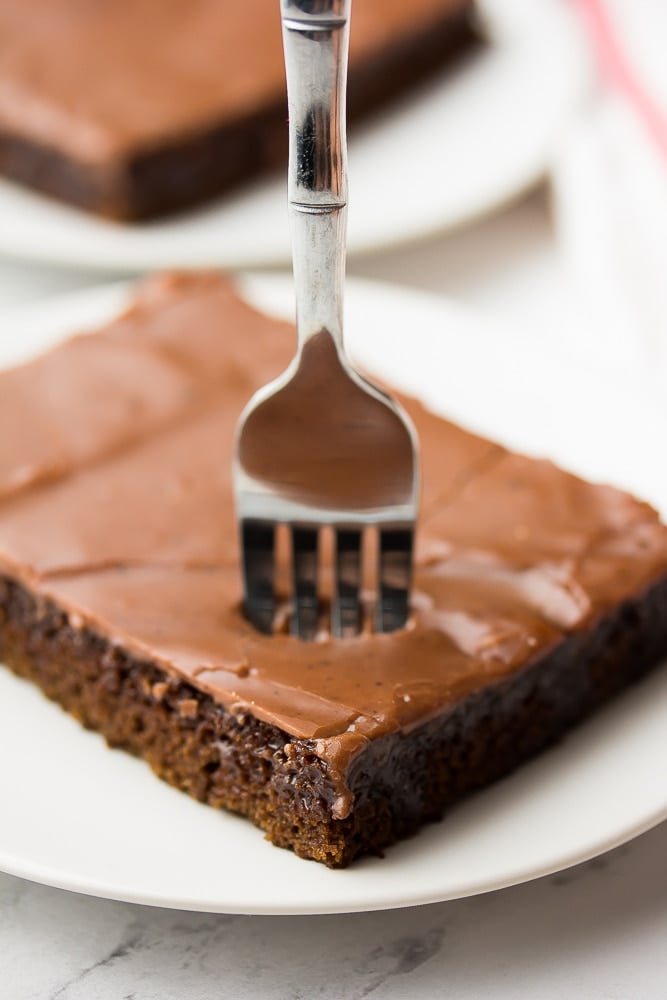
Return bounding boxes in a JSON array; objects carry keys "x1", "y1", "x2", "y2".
[{"x1": 576, "y1": 0, "x2": 667, "y2": 161}]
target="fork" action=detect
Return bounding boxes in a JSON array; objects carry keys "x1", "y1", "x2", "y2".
[{"x1": 233, "y1": 0, "x2": 419, "y2": 640}]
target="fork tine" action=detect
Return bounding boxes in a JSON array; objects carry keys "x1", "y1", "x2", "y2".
[
  {"x1": 241, "y1": 519, "x2": 276, "y2": 634},
  {"x1": 333, "y1": 528, "x2": 362, "y2": 639},
  {"x1": 377, "y1": 528, "x2": 413, "y2": 634},
  {"x1": 291, "y1": 527, "x2": 320, "y2": 640}
]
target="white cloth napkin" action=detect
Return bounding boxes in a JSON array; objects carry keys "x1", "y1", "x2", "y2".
[{"x1": 552, "y1": 0, "x2": 667, "y2": 377}]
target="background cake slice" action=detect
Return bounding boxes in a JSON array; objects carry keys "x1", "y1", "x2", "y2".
[
  {"x1": 1, "y1": 273, "x2": 666, "y2": 866},
  {"x1": 0, "y1": 0, "x2": 477, "y2": 219}
]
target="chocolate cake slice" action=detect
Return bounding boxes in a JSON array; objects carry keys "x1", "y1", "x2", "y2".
[
  {"x1": 0, "y1": 0, "x2": 477, "y2": 220},
  {"x1": 1, "y1": 273, "x2": 667, "y2": 867}
]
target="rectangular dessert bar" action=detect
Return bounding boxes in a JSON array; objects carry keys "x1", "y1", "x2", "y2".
[
  {"x1": 0, "y1": 0, "x2": 477, "y2": 219},
  {"x1": 1, "y1": 273, "x2": 667, "y2": 867}
]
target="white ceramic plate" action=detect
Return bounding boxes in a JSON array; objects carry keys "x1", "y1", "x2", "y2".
[
  {"x1": 0, "y1": 275, "x2": 666, "y2": 915},
  {"x1": 0, "y1": 0, "x2": 589, "y2": 272}
]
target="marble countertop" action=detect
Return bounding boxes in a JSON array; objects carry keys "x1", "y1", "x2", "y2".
[
  {"x1": 2, "y1": 191, "x2": 666, "y2": 999},
  {"x1": 3, "y1": 822, "x2": 667, "y2": 1000}
]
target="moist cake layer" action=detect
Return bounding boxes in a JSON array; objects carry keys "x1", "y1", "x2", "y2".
[{"x1": 1, "y1": 273, "x2": 666, "y2": 863}]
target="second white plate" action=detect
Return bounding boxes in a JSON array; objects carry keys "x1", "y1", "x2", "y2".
[
  {"x1": 0, "y1": 0, "x2": 589, "y2": 271},
  {"x1": 0, "y1": 274, "x2": 666, "y2": 915}
]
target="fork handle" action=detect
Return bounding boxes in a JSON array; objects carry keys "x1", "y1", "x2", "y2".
[{"x1": 281, "y1": 0, "x2": 351, "y2": 353}]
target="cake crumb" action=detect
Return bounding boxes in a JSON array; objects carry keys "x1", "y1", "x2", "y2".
[
  {"x1": 178, "y1": 698, "x2": 199, "y2": 719},
  {"x1": 230, "y1": 702, "x2": 248, "y2": 723}
]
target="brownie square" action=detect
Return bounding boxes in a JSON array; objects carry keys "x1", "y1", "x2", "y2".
[
  {"x1": 1, "y1": 273, "x2": 666, "y2": 866},
  {"x1": 0, "y1": 0, "x2": 477, "y2": 219}
]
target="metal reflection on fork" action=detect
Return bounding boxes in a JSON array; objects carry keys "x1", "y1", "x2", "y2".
[{"x1": 233, "y1": 0, "x2": 419, "y2": 640}]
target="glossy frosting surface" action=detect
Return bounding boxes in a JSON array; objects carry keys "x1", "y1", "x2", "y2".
[
  {"x1": 1, "y1": 274, "x2": 666, "y2": 790},
  {"x1": 0, "y1": 0, "x2": 469, "y2": 161}
]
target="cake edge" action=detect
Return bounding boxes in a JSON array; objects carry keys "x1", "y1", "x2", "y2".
[{"x1": 2, "y1": 566, "x2": 666, "y2": 868}]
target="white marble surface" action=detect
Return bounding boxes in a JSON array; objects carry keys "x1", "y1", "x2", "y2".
[
  {"x1": 2, "y1": 822, "x2": 666, "y2": 1000},
  {"x1": 1, "y1": 190, "x2": 666, "y2": 998}
]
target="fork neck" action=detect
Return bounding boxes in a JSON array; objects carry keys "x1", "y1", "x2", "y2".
[{"x1": 281, "y1": 0, "x2": 351, "y2": 357}]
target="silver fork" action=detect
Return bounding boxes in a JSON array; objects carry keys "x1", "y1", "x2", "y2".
[{"x1": 233, "y1": 0, "x2": 419, "y2": 640}]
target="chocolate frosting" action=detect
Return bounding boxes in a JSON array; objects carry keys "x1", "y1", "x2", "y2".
[
  {"x1": 1, "y1": 273, "x2": 667, "y2": 810},
  {"x1": 0, "y1": 0, "x2": 469, "y2": 162}
]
